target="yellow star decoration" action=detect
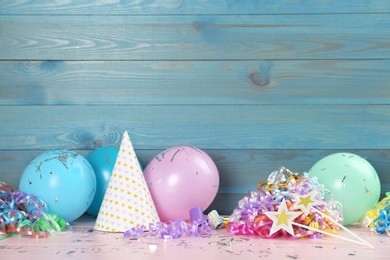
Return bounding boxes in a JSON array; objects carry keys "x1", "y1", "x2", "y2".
[
  {"x1": 292, "y1": 190, "x2": 324, "y2": 215},
  {"x1": 299, "y1": 195, "x2": 314, "y2": 208},
  {"x1": 275, "y1": 209, "x2": 290, "y2": 226},
  {"x1": 264, "y1": 199, "x2": 302, "y2": 236}
]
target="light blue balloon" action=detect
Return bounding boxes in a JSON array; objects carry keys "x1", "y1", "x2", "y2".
[
  {"x1": 19, "y1": 150, "x2": 96, "y2": 222},
  {"x1": 86, "y1": 146, "x2": 119, "y2": 217}
]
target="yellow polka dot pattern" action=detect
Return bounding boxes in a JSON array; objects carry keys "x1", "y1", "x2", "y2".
[{"x1": 94, "y1": 131, "x2": 160, "y2": 232}]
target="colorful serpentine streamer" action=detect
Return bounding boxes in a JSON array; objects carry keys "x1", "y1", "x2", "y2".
[
  {"x1": 362, "y1": 192, "x2": 390, "y2": 235},
  {"x1": 227, "y1": 166, "x2": 343, "y2": 238},
  {"x1": 0, "y1": 182, "x2": 69, "y2": 239}
]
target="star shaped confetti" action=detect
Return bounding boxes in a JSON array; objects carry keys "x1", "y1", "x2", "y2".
[
  {"x1": 292, "y1": 190, "x2": 324, "y2": 215},
  {"x1": 264, "y1": 199, "x2": 302, "y2": 236}
]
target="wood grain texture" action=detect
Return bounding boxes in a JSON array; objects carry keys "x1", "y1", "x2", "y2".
[
  {"x1": 1, "y1": 0, "x2": 389, "y2": 15},
  {"x1": 1, "y1": 105, "x2": 389, "y2": 150},
  {"x1": 2, "y1": 149, "x2": 389, "y2": 214},
  {"x1": 1, "y1": 14, "x2": 389, "y2": 60},
  {"x1": 1, "y1": 60, "x2": 390, "y2": 105},
  {"x1": 1, "y1": 0, "x2": 389, "y2": 218}
]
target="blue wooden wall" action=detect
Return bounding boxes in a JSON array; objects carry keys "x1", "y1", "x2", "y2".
[{"x1": 1, "y1": 1, "x2": 390, "y2": 214}]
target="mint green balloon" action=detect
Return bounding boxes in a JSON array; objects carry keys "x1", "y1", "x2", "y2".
[{"x1": 309, "y1": 153, "x2": 381, "y2": 225}]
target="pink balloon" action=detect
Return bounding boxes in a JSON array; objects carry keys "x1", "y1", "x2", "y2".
[{"x1": 144, "y1": 146, "x2": 219, "y2": 221}]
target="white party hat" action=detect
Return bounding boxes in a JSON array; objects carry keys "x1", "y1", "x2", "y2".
[{"x1": 94, "y1": 131, "x2": 160, "y2": 232}]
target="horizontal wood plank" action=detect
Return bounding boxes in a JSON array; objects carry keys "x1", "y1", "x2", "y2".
[
  {"x1": 1, "y1": 1, "x2": 389, "y2": 217},
  {"x1": 1, "y1": 105, "x2": 389, "y2": 150},
  {"x1": 1, "y1": 0, "x2": 389, "y2": 15},
  {"x1": 1, "y1": 14, "x2": 389, "y2": 60},
  {"x1": 1, "y1": 60, "x2": 390, "y2": 105},
  {"x1": 2, "y1": 149, "x2": 389, "y2": 214}
]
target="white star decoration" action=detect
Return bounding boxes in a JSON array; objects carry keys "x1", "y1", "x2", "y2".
[
  {"x1": 264, "y1": 199, "x2": 302, "y2": 236},
  {"x1": 291, "y1": 190, "x2": 324, "y2": 216},
  {"x1": 260, "y1": 181, "x2": 373, "y2": 248}
]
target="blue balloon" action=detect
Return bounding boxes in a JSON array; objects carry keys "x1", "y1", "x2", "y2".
[
  {"x1": 86, "y1": 146, "x2": 119, "y2": 217},
  {"x1": 85, "y1": 146, "x2": 144, "y2": 217},
  {"x1": 19, "y1": 150, "x2": 96, "y2": 222}
]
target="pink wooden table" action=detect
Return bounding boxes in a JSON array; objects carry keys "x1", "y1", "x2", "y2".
[{"x1": 1, "y1": 215, "x2": 389, "y2": 260}]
